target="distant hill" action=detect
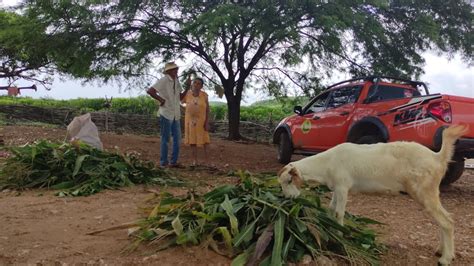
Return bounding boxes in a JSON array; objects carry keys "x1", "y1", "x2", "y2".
[{"x1": 209, "y1": 101, "x2": 227, "y2": 106}]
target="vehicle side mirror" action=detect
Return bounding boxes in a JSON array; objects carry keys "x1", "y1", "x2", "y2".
[{"x1": 293, "y1": 106, "x2": 302, "y2": 115}]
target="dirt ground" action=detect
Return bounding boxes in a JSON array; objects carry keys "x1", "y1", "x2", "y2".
[{"x1": 0, "y1": 125, "x2": 473, "y2": 265}]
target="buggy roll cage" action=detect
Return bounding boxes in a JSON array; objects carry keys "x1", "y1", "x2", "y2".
[{"x1": 323, "y1": 76, "x2": 430, "y2": 95}]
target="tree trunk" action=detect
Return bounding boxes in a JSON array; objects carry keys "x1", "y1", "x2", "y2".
[
  {"x1": 227, "y1": 99, "x2": 241, "y2": 140},
  {"x1": 222, "y1": 79, "x2": 243, "y2": 140}
]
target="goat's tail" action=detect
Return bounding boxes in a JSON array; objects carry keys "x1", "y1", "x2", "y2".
[{"x1": 437, "y1": 124, "x2": 468, "y2": 163}]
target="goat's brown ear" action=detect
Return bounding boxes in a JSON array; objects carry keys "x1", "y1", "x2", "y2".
[
  {"x1": 289, "y1": 167, "x2": 303, "y2": 188},
  {"x1": 277, "y1": 166, "x2": 286, "y2": 177}
]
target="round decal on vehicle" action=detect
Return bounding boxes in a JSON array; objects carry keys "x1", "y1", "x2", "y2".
[{"x1": 301, "y1": 119, "x2": 311, "y2": 134}]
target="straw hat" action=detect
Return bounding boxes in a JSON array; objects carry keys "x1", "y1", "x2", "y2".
[{"x1": 162, "y1": 62, "x2": 179, "y2": 73}]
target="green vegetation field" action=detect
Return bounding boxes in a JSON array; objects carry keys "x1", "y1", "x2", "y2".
[{"x1": 0, "y1": 96, "x2": 308, "y2": 123}]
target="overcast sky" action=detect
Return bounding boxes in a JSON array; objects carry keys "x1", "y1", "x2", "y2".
[{"x1": 1, "y1": 0, "x2": 472, "y2": 104}]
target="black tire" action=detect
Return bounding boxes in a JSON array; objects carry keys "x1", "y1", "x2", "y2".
[
  {"x1": 441, "y1": 156, "x2": 465, "y2": 186},
  {"x1": 355, "y1": 135, "x2": 384, "y2": 144},
  {"x1": 277, "y1": 132, "x2": 292, "y2": 164}
]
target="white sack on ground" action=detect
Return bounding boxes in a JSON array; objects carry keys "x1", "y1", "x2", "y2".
[{"x1": 66, "y1": 113, "x2": 103, "y2": 150}]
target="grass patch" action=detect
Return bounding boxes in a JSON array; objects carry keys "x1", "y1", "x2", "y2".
[{"x1": 0, "y1": 112, "x2": 59, "y2": 128}]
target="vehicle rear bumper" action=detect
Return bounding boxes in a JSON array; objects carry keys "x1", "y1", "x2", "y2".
[{"x1": 456, "y1": 138, "x2": 474, "y2": 158}]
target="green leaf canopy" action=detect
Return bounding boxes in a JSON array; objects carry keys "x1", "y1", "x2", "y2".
[{"x1": 5, "y1": 0, "x2": 472, "y2": 138}]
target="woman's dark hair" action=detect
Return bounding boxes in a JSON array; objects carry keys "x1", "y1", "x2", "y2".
[{"x1": 194, "y1": 77, "x2": 204, "y2": 85}]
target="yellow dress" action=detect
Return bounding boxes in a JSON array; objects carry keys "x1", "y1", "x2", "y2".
[{"x1": 183, "y1": 90, "x2": 210, "y2": 146}]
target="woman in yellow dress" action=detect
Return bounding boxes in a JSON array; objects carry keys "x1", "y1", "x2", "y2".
[{"x1": 182, "y1": 77, "x2": 210, "y2": 166}]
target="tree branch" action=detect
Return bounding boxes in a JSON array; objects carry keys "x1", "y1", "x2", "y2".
[
  {"x1": 299, "y1": 30, "x2": 370, "y2": 72},
  {"x1": 253, "y1": 66, "x2": 306, "y2": 90},
  {"x1": 221, "y1": 28, "x2": 235, "y2": 80}
]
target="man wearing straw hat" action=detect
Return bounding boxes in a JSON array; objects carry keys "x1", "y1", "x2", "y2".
[{"x1": 147, "y1": 62, "x2": 190, "y2": 167}]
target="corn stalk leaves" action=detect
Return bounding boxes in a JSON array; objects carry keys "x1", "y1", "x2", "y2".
[
  {"x1": 216, "y1": 227, "x2": 233, "y2": 256},
  {"x1": 270, "y1": 212, "x2": 285, "y2": 266},
  {"x1": 232, "y1": 221, "x2": 256, "y2": 247},
  {"x1": 307, "y1": 224, "x2": 322, "y2": 249},
  {"x1": 150, "y1": 228, "x2": 174, "y2": 243},
  {"x1": 231, "y1": 251, "x2": 250, "y2": 266},
  {"x1": 31, "y1": 145, "x2": 37, "y2": 162},
  {"x1": 148, "y1": 204, "x2": 163, "y2": 219},
  {"x1": 221, "y1": 194, "x2": 239, "y2": 237},
  {"x1": 247, "y1": 224, "x2": 273, "y2": 266},
  {"x1": 171, "y1": 215, "x2": 184, "y2": 236},
  {"x1": 72, "y1": 154, "x2": 88, "y2": 177},
  {"x1": 282, "y1": 234, "x2": 295, "y2": 260},
  {"x1": 204, "y1": 184, "x2": 236, "y2": 201},
  {"x1": 0, "y1": 140, "x2": 184, "y2": 196},
  {"x1": 132, "y1": 174, "x2": 383, "y2": 265},
  {"x1": 50, "y1": 180, "x2": 75, "y2": 190}
]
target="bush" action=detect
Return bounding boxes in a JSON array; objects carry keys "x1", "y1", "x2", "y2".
[{"x1": 210, "y1": 105, "x2": 227, "y2": 120}]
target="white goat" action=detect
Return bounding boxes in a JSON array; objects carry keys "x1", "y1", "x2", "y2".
[{"x1": 278, "y1": 124, "x2": 468, "y2": 266}]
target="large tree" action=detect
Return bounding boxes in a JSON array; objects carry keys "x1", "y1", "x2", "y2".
[
  {"x1": 15, "y1": 0, "x2": 473, "y2": 139},
  {"x1": 0, "y1": 9, "x2": 55, "y2": 86}
]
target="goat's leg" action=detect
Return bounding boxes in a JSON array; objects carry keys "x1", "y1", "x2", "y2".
[
  {"x1": 429, "y1": 204, "x2": 454, "y2": 266},
  {"x1": 417, "y1": 193, "x2": 454, "y2": 265},
  {"x1": 435, "y1": 231, "x2": 443, "y2": 257},
  {"x1": 333, "y1": 187, "x2": 349, "y2": 226}
]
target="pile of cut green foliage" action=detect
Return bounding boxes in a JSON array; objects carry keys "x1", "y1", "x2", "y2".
[
  {"x1": 132, "y1": 171, "x2": 383, "y2": 265},
  {"x1": 0, "y1": 140, "x2": 183, "y2": 196}
]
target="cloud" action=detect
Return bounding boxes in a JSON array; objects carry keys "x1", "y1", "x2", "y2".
[{"x1": 422, "y1": 53, "x2": 473, "y2": 98}]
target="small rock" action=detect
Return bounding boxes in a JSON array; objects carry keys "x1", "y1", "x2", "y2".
[
  {"x1": 94, "y1": 215, "x2": 104, "y2": 220},
  {"x1": 456, "y1": 250, "x2": 470, "y2": 258},
  {"x1": 314, "y1": 255, "x2": 334, "y2": 265},
  {"x1": 127, "y1": 227, "x2": 140, "y2": 236},
  {"x1": 18, "y1": 249, "x2": 30, "y2": 256},
  {"x1": 142, "y1": 254, "x2": 159, "y2": 262},
  {"x1": 418, "y1": 255, "x2": 428, "y2": 260},
  {"x1": 301, "y1": 255, "x2": 312, "y2": 265},
  {"x1": 2, "y1": 189, "x2": 10, "y2": 193},
  {"x1": 398, "y1": 243, "x2": 407, "y2": 249}
]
